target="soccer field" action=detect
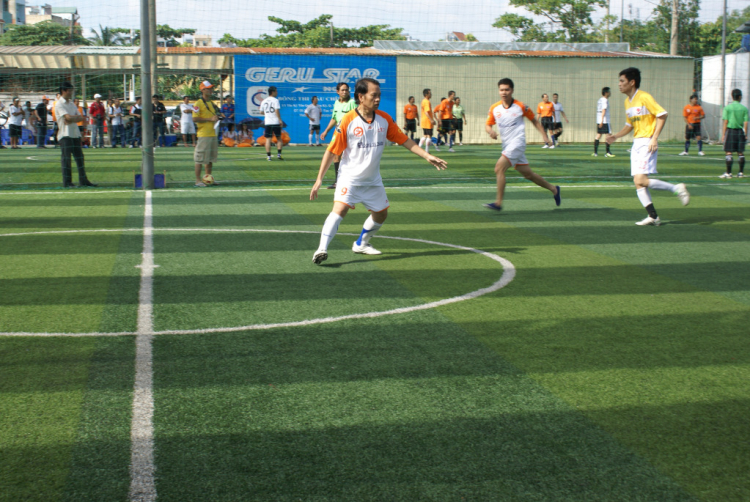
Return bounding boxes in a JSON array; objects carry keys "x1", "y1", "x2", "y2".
[{"x1": 1, "y1": 144, "x2": 748, "y2": 501}]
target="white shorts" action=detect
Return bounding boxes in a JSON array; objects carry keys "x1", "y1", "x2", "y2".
[
  {"x1": 334, "y1": 183, "x2": 389, "y2": 213},
  {"x1": 631, "y1": 137, "x2": 658, "y2": 176},
  {"x1": 181, "y1": 121, "x2": 196, "y2": 135},
  {"x1": 501, "y1": 144, "x2": 528, "y2": 166}
]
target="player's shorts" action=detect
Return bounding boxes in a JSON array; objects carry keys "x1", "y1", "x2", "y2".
[
  {"x1": 454, "y1": 118, "x2": 463, "y2": 131},
  {"x1": 181, "y1": 121, "x2": 196, "y2": 135},
  {"x1": 194, "y1": 136, "x2": 218, "y2": 164},
  {"x1": 309, "y1": 124, "x2": 321, "y2": 132},
  {"x1": 405, "y1": 119, "x2": 416, "y2": 132},
  {"x1": 596, "y1": 123, "x2": 611, "y2": 135},
  {"x1": 724, "y1": 128, "x2": 746, "y2": 152},
  {"x1": 630, "y1": 137, "x2": 658, "y2": 176},
  {"x1": 264, "y1": 124, "x2": 282, "y2": 138},
  {"x1": 9, "y1": 124, "x2": 22, "y2": 138},
  {"x1": 553, "y1": 122, "x2": 563, "y2": 130},
  {"x1": 685, "y1": 123, "x2": 701, "y2": 139},
  {"x1": 541, "y1": 117, "x2": 554, "y2": 131},
  {"x1": 422, "y1": 128, "x2": 433, "y2": 136},
  {"x1": 441, "y1": 119, "x2": 455, "y2": 131},
  {"x1": 334, "y1": 183, "x2": 389, "y2": 213},
  {"x1": 501, "y1": 144, "x2": 529, "y2": 167}
]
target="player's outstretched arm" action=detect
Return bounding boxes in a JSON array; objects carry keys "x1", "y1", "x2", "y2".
[
  {"x1": 310, "y1": 149, "x2": 336, "y2": 200},
  {"x1": 401, "y1": 138, "x2": 447, "y2": 170},
  {"x1": 606, "y1": 124, "x2": 633, "y2": 144}
]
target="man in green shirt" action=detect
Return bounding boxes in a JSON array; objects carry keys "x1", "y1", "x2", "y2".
[
  {"x1": 321, "y1": 82, "x2": 357, "y2": 189},
  {"x1": 452, "y1": 97, "x2": 466, "y2": 145},
  {"x1": 721, "y1": 88, "x2": 749, "y2": 179}
]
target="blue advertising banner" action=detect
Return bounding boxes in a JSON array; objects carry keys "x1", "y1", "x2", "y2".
[{"x1": 234, "y1": 55, "x2": 397, "y2": 144}]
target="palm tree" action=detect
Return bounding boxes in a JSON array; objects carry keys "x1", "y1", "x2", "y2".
[{"x1": 89, "y1": 25, "x2": 123, "y2": 46}]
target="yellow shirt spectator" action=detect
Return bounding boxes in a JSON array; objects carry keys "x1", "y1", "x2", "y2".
[{"x1": 193, "y1": 98, "x2": 219, "y2": 138}]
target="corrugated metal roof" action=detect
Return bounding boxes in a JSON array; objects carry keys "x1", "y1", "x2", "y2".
[
  {"x1": 0, "y1": 45, "x2": 78, "y2": 54},
  {"x1": 51, "y1": 7, "x2": 78, "y2": 14},
  {"x1": 76, "y1": 46, "x2": 140, "y2": 55}
]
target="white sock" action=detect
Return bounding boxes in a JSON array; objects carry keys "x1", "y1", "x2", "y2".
[
  {"x1": 356, "y1": 215, "x2": 383, "y2": 246},
  {"x1": 649, "y1": 178, "x2": 677, "y2": 192},
  {"x1": 636, "y1": 187, "x2": 653, "y2": 207},
  {"x1": 425, "y1": 137, "x2": 431, "y2": 153},
  {"x1": 319, "y1": 212, "x2": 344, "y2": 251},
  {"x1": 309, "y1": 134, "x2": 313, "y2": 145},
  {"x1": 418, "y1": 137, "x2": 425, "y2": 148}
]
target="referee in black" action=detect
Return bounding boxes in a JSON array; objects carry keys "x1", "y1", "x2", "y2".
[{"x1": 55, "y1": 82, "x2": 97, "y2": 187}]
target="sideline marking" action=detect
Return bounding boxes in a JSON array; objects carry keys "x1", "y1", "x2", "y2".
[
  {"x1": 129, "y1": 191, "x2": 157, "y2": 502},
  {"x1": 0, "y1": 229, "x2": 515, "y2": 337}
]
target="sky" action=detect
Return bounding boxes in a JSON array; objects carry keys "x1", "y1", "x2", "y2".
[{"x1": 51, "y1": 0, "x2": 746, "y2": 44}]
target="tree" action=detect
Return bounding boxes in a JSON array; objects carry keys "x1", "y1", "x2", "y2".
[
  {"x1": 465, "y1": 33, "x2": 478, "y2": 42},
  {"x1": 0, "y1": 21, "x2": 90, "y2": 46},
  {"x1": 111, "y1": 25, "x2": 196, "y2": 46},
  {"x1": 89, "y1": 25, "x2": 123, "y2": 46},
  {"x1": 649, "y1": 0, "x2": 701, "y2": 56},
  {"x1": 697, "y1": 6, "x2": 749, "y2": 57},
  {"x1": 218, "y1": 14, "x2": 405, "y2": 48},
  {"x1": 493, "y1": 0, "x2": 608, "y2": 42}
]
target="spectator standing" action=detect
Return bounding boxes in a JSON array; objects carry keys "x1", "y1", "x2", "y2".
[
  {"x1": 55, "y1": 81, "x2": 97, "y2": 187},
  {"x1": 35, "y1": 96, "x2": 49, "y2": 148},
  {"x1": 305, "y1": 96, "x2": 322, "y2": 146},
  {"x1": 129, "y1": 97, "x2": 143, "y2": 147},
  {"x1": 23, "y1": 101, "x2": 36, "y2": 145},
  {"x1": 49, "y1": 93, "x2": 61, "y2": 148},
  {"x1": 9, "y1": 98, "x2": 25, "y2": 149},
  {"x1": 152, "y1": 94, "x2": 167, "y2": 147},
  {"x1": 192, "y1": 81, "x2": 220, "y2": 186},
  {"x1": 221, "y1": 96, "x2": 235, "y2": 139},
  {"x1": 179, "y1": 96, "x2": 197, "y2": 147},
  {"x1": 0, "y1": 100, "x2": 5, "y2": 149},
  {"x1": 109, "y1": 98, "x2": 126, "y2": 148},
  {"x1": 89, "y1": 94, "x2": 106, "y2": 148},
  {"x1": 74, "y1": 98, "x2": 87, "y2": 143}
]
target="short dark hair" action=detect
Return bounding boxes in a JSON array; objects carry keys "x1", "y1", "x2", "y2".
[
  {"x1": 354, "y1": 78, "x2": 380, "y2": 104},
  {"x1": 618, "y1": 67, "x2": 641, "y2": 89},
  {"x1": 152, "y1": 94, "x2": 159, "y2": 99},
  {"x1": 268, "y1": 86, "x2": 277, "y2": 95},
  {"x1": 689, "y1": 94, "x2": 698, "y2": 100},
  {"x1": 408, "y1": 95, "x2": 414, "y2": 101},
  {"x1": 454, "y1": 96, "x2": 460, "y2": 100},
  {"x1": 423, "y1": 88, "x2": 431, "y2": 96},
  {"x1": 497, "y1": 78, "x2": 514, "y2": 89},
  {"x1": 336, "y1": 82, "x2": 349, "y2": 91},
  {"x1": 602, "y1": 87, "x2": 610, "y2": 95},
  {"x1": 311, "y1": 95, "x2": 317, "y2": 102},
  {"x1": 732, "y1": 88, "x2": 742, "y2": 100},
  {"x1": 59, "y1": 81, "x2": 74, "y2": 93},
  {"x1": 553, "y1": 93, "x2": 559, "y2": 97},
  {"x1": 448, "y1": 90, "x2": 455, "y2": 97}
]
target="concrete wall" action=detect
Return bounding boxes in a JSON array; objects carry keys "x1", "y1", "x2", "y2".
[
  {"x1": 397, "y1": 56, "x2": 695, "y2": 144},
  {"x1": 702, "y1": 54, "x2": 750, "y2": 142}
]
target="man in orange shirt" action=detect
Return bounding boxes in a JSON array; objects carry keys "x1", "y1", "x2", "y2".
[
  {"x1": 418, "y1": 88, "x2": 437, "y2": 152},
  {"x1": 403, "y1": 96, "x2": 418, "y2": 140},
  {"x1": 536, "y1": 94, "x2": 555, "y2": 148},
  {"x1": 680, "y1": 94, "x2": 706, "y2": 156},
  {"x1": 434, "y1": 91, "x2": 456, "y2": 152}
]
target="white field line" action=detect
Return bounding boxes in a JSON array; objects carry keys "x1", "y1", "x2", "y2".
[
  {"x1": 0, "y1": 229, "x2": 514, "y2": 338},
  {"x1": 129, "y1": 190, "x2": 157, "y2": 502}
]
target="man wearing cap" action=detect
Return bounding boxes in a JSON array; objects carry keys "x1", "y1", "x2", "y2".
[
  {"x1": 89, "y1": 94, "x2": 106, "y2": 148},
  {"x1": 35, "y1": 96, "x2": 50, "y2": 148},
  {"x1": 55, "y1": 81, "x2": 97, "y2": 187},
  {"x1": 192, "y1": 81, "x2": 221, "y2": 186}
]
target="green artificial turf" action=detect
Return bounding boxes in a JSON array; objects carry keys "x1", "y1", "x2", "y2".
[{"x1": 0, "y1": 145, "x2": 748, "y2": 501}]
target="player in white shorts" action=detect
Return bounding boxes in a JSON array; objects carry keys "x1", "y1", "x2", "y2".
[
  {"x1": 483, "y1": 78, "x2": 560, "y2": 212},
  {"x1": 179, "y1": 96, "x2": 197, "y2": 146},
  {"x1": 310, "y1": 78, "x2": 447, "y2": 264},
  {"x1": 606, "y1": 67, "x2": 689, "y2": 226}
]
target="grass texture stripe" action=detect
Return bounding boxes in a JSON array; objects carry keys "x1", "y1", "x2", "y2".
[{"x1": 129, "y1": 191, "x2": 157, "y2": 502}]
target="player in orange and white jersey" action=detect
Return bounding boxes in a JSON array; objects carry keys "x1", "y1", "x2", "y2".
[
  {"x1": 483, "y1": 78, "x2": 560, "y2": 212},
  {"x1": 310, "y1": 78, "x2": 447, "y2": 264}
]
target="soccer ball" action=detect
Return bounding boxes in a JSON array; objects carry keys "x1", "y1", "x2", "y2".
[{"x1": 202, "y1": 174, "x2": 215, "y2": 185}]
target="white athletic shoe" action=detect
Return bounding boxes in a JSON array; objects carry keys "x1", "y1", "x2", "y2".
[
  {"x1": 542, "y1": 144, "x2": 549, "y2": 149},
  {"x1": 719, "y1": 173, "x2": 732, "y2": 179},
  {"x1": 352, "y1": 242, "x2": 382, "y2": 255},
  {"x1": 636, "y1": 216, "x2": 661, "y2": 226},
  {"x1": 679, "y1": 151, "x2": 689, "y2": 156},
  {"x1": 739, "y1": 172, "x2": 745, "y2": 178},
  {"x1": 459, "y1": 142, "x2": 463, "y2": 146},
  {"x1": 312, "y1": 249, "x2": 328, "y2": 265},
  {"x1": 549, "y1": 145, "x2": 556, "y2": 149},
  {"x1": 434, "y1": 146, "x2": 440, "y2": 152},
  {"x1": 675, "y1": 183, "x2": 690, "y2": 206},
  {"x1": 698, "y1": 151, "x2": 705, "y2": 156},
  {"x1": 449, "y1": 147, "x2": 455, "y2": 152},
  {"x1": 591, "y1": 153, "x2": 598, "y2": 157}
]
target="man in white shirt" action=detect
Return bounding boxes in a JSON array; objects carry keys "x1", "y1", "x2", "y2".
[
  {"x1": 55, "y1": 82, "x2": 97, "y2": 187},
  {"x1": 305, "y1": 95, "x2": 322, "y2": 146},
  {"x1": 8, "y1": 98, "x2": 25, "y2": 149},
  {"x1": 179, "y1": 95, "x2": 197, "y2": 147},
  {"x1": 594, "y1": 87, "x2": 614, "y2": 157},
  {"x1": 108, "y1": 98, "x2": 126, "y2": 148},
  {"x1": 550, "y1": 93, "x2": 569, "y2": 148},
  {"x1": 260, "y1": 86, "x2": 283, "y2": 160}
]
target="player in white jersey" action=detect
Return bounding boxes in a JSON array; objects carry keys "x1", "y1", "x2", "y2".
[
  {"x1": 179, "y1": 95, "x2": 197, "y2": 147},
  {"x1": 259, "y1": 86, "x2": 283, "y2": 160},
  {"x1": 594, "y1": 87, "x2": 614, "y2": 157},
  {"x1": 310, "y1": 78, "x2": 447, "y2": 264},
  {"x1": 483, "y1": 78, "x2": 560, "y2": 212},
  {"x1": 550, "y1": 93, "x2": 569, "y2": 148}
]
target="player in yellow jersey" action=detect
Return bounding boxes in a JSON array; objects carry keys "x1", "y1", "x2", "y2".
[
  {"x1": 418, "y1": 88, "x2": 437, "y2": 152},
  {"x1": 606, "y1": 67, "x2": 690, "y2": 226}
]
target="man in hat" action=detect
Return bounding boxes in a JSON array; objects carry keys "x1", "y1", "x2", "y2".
[
  {"x1": 34, "y1": 96, "x2": 50, "y2": 148},
  {"x1": 55, "y1": 81, "x2": 97, "y2": 187},
  {"x1": 89, "y1": 93, "x2": 106, "y2": 148},
  {"x1": 192, "y1": 81, "x2": 222, "y2": 186}
]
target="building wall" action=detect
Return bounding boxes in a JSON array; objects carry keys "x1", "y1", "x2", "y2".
[
  {"x1": 396, "y1": 56, "x2": 695, "y2": 144},
  {"x1": 702, "y1": 54, "x2": 749, "y2": 142}
]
